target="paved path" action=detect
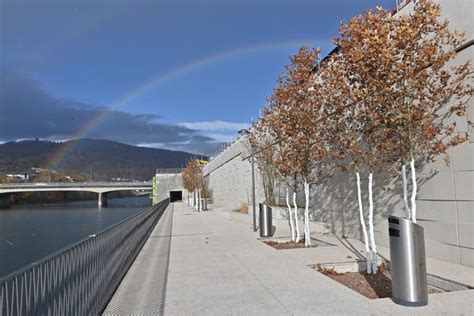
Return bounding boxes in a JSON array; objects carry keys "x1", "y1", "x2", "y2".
[
  {"x1": 105, "y1": 202, "x2": 473, "y2": 315},
  {"x1": 104, "y1": 203, "x2": 174, "y2": 315}
]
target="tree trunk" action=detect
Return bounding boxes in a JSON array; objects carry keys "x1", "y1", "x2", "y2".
[
  {"x1": 402, "y1": 164, "x2": 411, "y2": 220},
  {"x1": 195, "y1": 191, "x2": 198, "y2": 210},
  {"x1": 368, "y1": 172, "x2": 378, "y2": 274},
  {"x1": 356, "y1": 172, "x2": 371, "y2": 273},
  {"x1": 198, "y1": 189, "x2": 202, "y2": 212},
  {"x1": 293, "y1": 192, "x2": 300, "y2": 242},
  {"x1": 410, "y1": 158, "x2": 418, "y2": 223},
  {"x1": 304, "y1": 181, "x2": 311, "y2": 247},
  {"x1": 286, "y1": 188, "x2": 296, "y2": 241}
]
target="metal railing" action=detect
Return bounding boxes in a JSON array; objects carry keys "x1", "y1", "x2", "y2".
[
  {"x1": 0, "y1": 198, "x2": 170, "y2": 316},
  {"x1": 0, "y1": 182, "x2": 152, "y2": 189}
]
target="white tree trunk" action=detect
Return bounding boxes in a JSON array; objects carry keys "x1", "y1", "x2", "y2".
[
  {"x1": 356, "y1": 173, "x2": 370, "y2": 252},
  {"x1": 195, "y1": 191, "x2": 198, "y2": 210},
  {"x1": 368, "y1": 172, "x2": 378, "y2": 273},
  {"x1": 402, "y1": 164, "x2": 411, "y2": 220},
  {"x1": 304, "y1": 181, "x2": 311, "y2": 247},
  {"x1": 356, "y1": 172, "x2": 371, "y2": 272},
  {"x1": 286, "y1": 188, "x2": 296, "y2": 241},
  {"x1": 198, "y1": 189, "x2": 202, "y2": 212},
  {"x1": 410, "y1": 158, "x2": 418, "y2": 223},
  {"x1": 293, "y1": 192, "x2": 300, "y2": 242}
]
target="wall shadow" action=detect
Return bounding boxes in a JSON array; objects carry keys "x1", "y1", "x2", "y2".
[{"x1": 269, "y1": 163, "x2": 439, "y2": 260}]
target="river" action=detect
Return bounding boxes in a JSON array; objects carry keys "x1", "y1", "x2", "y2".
[{"x1": 0, "y1": 196, "x2": 151, "y2": 278}]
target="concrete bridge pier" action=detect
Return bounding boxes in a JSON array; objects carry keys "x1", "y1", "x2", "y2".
[
  {"x1": 0, "y1": 194, "x2": 11, "y2": 209},
  {"x1": 98, "y1": 192, "x2": 108, "y2": 208}
]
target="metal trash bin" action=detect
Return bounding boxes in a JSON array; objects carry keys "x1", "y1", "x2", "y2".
[
  {"x1": 201, "y1": 198, "x2": 208, "y2": 211},
  {"x1": 259, "y1": 203, "x2": 272, "y2": 237},
  {"x1": 388, "y1": 215, "x2": 428, "y2": 306}
]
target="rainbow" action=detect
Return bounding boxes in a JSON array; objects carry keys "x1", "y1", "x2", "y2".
[{"x1": 47, "y1": 38, "x2": 330, "y2": 168}]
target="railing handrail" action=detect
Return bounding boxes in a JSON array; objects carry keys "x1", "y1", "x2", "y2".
[
  {"x1": 0, "y1": 182, "x2": 152, "y2": 188},
  {"x1": 0, "y1": 198, "x2": 170, "y2": 315},
  {"x1": 0, "y1": 201, "x2": 160, "y2": 282}
]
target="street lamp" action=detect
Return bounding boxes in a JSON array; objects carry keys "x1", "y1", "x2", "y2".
[{"x1": 239, "y1": 129, "x2": 257, "y2": 232}]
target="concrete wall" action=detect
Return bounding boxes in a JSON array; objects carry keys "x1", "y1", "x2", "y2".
[
  {"x1": 155, "y1": 173, "x2": 183, "y2": 202},
  {"x1": 203, "y1": 138, "x2": 265, "y2": 211},
  {"x1": 203, "y1": 0, "x2": 473, "y2": 267}
]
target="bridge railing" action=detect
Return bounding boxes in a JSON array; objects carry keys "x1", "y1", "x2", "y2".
[
  {"x1": 0, "y1": 182, "x2": 152, "y2": 189},
  {"x1": 0, "y1": 198, "x2": 170, "y2": 316}
]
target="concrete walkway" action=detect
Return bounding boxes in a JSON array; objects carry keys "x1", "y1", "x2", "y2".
[
  {"x1": 104, "y1": 203, "x2": 174, "y2": 315},
  {"x1": 212, "y1": 204, "x2": 474, "y2": 289},
  {"x1": 105, "y1": 202, "x2": 474, "y2": 315}
]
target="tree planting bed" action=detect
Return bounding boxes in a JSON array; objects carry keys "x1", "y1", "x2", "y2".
[
  {"x1": 315, "y1": 264, "x2": 444, "y2": 299},
  {"x1": 262, "y1": 237, "x2": 334, "y2": 250}
]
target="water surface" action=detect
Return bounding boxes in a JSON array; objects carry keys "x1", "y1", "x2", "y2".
[{"x1": 0, "y1": 196, "x2": 150, "y2": 278}]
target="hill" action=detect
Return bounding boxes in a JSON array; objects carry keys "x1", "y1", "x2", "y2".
[{"x1": 0, "y1": 139, "x2": 204, "y2": 180}]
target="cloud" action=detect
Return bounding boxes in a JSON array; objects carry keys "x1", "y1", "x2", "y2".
[
  {"x1": 178, "y1": 120, "x2": 250, "y2": 144},
  {"x1": 178, "y1": 120, "x2": 249, "y2": 132},
  {"x1": 0, "y1": 71, "x2": 226, "y2": 155},
  {"x1": 138, "y1": 141, "x2": 221, "y2": 157}
]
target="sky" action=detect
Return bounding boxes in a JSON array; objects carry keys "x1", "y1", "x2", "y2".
[{"x1": 0, "y1": 0, "x2": 393, "y2": 156}]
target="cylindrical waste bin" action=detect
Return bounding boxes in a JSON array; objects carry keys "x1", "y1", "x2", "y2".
[
  {"x1": 201, "y1": 198, "x2": 207, "y2": 211},
  {"x1": 259, "y1": 203, "x2": 272, "y2": 237},
  {"x1": 388, "y1": 215, "x2": 428, "y2": 306}
]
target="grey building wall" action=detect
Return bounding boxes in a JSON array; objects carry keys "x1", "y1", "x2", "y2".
[
  {"x1": 203, "y1": 137, "x2": 265, "y2": 211},
  {"x1": 203, "y1": 0, "x2": 473, "y2": 267},
  {"x1": 155, "y1": 173, "x2": 183, "y2": 202}
]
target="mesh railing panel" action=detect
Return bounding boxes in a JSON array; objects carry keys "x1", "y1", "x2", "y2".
[{"x1": 0, "y1": 199, "x2": 169, "y2": 316}]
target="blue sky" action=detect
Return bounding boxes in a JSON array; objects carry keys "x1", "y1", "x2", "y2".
[{"x1": 1, "y1": 0, "x2": 393, "y2": 155}]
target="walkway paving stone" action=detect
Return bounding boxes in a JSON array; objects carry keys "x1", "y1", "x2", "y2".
[{"x1": 105, "y1": 202, "x2": 474, "y2": 315}]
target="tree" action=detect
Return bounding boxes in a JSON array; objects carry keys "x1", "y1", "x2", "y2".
[
  {"x1": 384, "y1": 0, "x2": 473, "y2": 223},
  {"x1": 182, "y1": 163, "x2": 195, "y2": 206},
  {"x1": 319, "y1": 0, "x2": 472, "y2": 273},
  {"x1": 181, "y1": 159, "x2": 205, "y2": 211},
  {"x1": 259, "y1": 47, "x2": 333, "y2": 247},
  {"x1": 249, "y1": 125, "x2": 277, "y2": 207},
  {"x1": 318, "y1": 6, "x2": 399, "y2": 273},
  {"x1": 253, "y1": 114, "x2": 298, "y2": 241}
]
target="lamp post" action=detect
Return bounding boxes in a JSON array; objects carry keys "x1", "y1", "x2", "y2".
[{"x1": 239, "y1": 129, "x2": 257, "y2": 232}]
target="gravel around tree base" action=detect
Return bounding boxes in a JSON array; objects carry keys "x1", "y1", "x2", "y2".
[
  {"x1": 316, "y1": 264, "x2": 443, "y2": 299},
  {"x1": 263, "y1": 239, "x2": 318, "y2": 249}
]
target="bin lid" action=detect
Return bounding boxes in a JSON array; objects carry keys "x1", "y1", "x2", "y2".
[{"x1": 388, "y1": 215, "x2": 424, "y2": 233}]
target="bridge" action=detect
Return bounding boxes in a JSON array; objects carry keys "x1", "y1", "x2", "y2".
[{"x1": 0, "y1": 182, "x2": 152, "y2": 207}]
